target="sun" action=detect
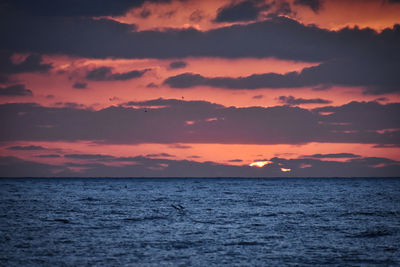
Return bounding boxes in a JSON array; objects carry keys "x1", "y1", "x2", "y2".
[{"x1": 249, "y1": 161, "x2": 272, "y2": 167}]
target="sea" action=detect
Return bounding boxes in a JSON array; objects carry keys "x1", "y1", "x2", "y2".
[{"x1": 1, "y1": 178, "x2": 399, "y2": 266}]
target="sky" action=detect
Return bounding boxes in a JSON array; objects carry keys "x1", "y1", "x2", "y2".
[{"x1": 0, "y1": 0, "x2": 399, "y2": 177}]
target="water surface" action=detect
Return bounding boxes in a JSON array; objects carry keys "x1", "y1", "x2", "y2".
[{"x1": 1, "y1": 178, "x2": 399, "y2": 266}]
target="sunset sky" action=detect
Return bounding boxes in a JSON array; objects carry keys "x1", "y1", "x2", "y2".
[{"x1": 1, "y1": 0, "x2": 399, "y2": 177}]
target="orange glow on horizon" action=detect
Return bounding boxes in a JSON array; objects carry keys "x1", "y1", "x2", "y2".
[
  {"x1": 281, "y1": 168, "x2": 291, "y2": 172},
  {"x1": 1, "y1": 142, "x2": 399, "y2": 167}
]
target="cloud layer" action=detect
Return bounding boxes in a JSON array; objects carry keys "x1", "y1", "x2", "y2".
[
  {"x1": 0, "y1": 84, "x2": 32, "y2": 96},
  {"x1": 164, "y1": 56, "x2": 400, "y2": 94},
  {"x1": 2, "y1": 13, "x2": 399, "y2": 93},
  {"x1": 215, "y1": 0, "x2": 271, "y2": 22},
  {"x1": 1, "y1": 154, "x2": 399, "y2": 177},
  {"x1": 278, "y1": 95, "x2": 332, "y2": 105},
  {"x1": 1, "y1": 99, "x2": 399, "y2": 146},
  {"x1": 85, "y1": 67, "x2": 149, "y2": 81},
  {"x1": 2, "y1": 16, "x2": 398, "y2": 61},
  {"x1": 1, "y1": 0, "x2": 172, "y2": 17}
]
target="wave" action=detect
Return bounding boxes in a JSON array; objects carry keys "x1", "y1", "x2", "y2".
[{"x1": 350, "y1": 228, "x2": 392, "y2": 238}]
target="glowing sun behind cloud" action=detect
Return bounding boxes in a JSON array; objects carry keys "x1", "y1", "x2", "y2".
[{"x1": 249, "y1": 161, "x2": 272, "y2": 167}]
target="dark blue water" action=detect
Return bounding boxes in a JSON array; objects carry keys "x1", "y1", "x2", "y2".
[{"x1": 1, "y1": 178, "x2": 399, "y2": 266}]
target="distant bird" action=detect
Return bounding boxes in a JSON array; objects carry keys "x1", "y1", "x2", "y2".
[{"x1": 171, "y1": 204, "x2": 185, "y2": 210}]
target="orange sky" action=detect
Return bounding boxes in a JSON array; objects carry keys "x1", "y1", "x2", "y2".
[
  {"x1": 1, "y1": 0, "x2": 399, "y2": 176},
  {"x1": 4, "y1": 56, "x2": 400, "y2": 110}
]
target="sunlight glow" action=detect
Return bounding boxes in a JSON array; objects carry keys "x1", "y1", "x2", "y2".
[
  {"x1": 249, "y1": 161, "x2": 272, "y2": 167},
  {"x1": 281, "y1": 168, "x2": 291, "y2": 172}
]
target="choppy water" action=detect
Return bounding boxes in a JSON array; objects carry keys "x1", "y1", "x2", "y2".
[{"x1": 1, "y1": 178, "x2": 400, "y2": 266}]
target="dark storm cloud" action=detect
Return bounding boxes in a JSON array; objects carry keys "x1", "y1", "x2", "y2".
[
  {"x1": 2, "y1": 13, "x2": 397, "y2": 94},
  {"x1": 0, "y1": 84, "x2": 32, "y2": 96},
  {"x1": 163, "y1": 71, "x2": 308, "y2": 89},
  {"x1": 72, "y1": 82, "x2": 87, "y2": 89},
  {"x1": 0, "y1": 156, "x2": 65, "y2": 177},
  {"x1": 227, "y1": 159, "x2": 243, "y2": 162},
  {"x1": 314, "y1": 101, "x2": 400, "y2": 132},
  {"x1": 7, "y1": 145, "x2": 45, "y2": 150},
  {"x1": 36, "y1": 154, "x2": 61, "y2": 158},
  {"x1": 2, "y1": 14, "x2": 400, "y2": 94},
  {"x1": 2, "y1": 15, "x2": 399, "y2": 62},
  {"x1": 169, "y1": 61, "x2": 187, "y2": 69},
  {"x1": 375, "y1": 97, "x2": 388, "y2": 102},
  {"x1": 0, "y1": 16, "x2": 138, "y2": 58},
  {"x1": 373, "y1": 144, "x2": 400, "y2": 148},
  {"x1": 293, "y1": 0, "x2": 322, "y2": 13},
  {"x1": 264, "y1": 156, "x2": 400, "y2": 177},
  {"x1": 164, "y1": 56, "x2": 400, "y2": 94},
  {"x1": 0, "y1": 51, "x2": 51, "y2": 82},
  {"x1": 278, "y1": 95, "x2": 332, "y2": 105},
  {"x1": 0, "y1": 0, "x2": 172, "y2": 17},
  {"x1": 124, "y1": 98, "x2": 224, "y2": 109},
  {"x1": 0, "y1": 51, "x2": 52, "y2": 75},
  {"x1": 0, "y1": 75, "x2": 8, "y2": 83},
  {"x1": 1, "y1": 154, "x2": 399, "y2": 177},
  {"x1": 164, "y1": 73, "x2": 206, "y2": 88},
  {"x1": 146, "y1": 153, "x2": 175, "y2": 157},
  {"x1": 303, "y1": 153, "x2": 361, "y2": 159},
  {"x1": 215, "y1": 0, "x2": 271, "y2": 22},
  {"x1": 85, "y1": 67, "x2": 149, "y2": 81},
  {"x1": 0, "y1": 99, "x2": 399, "y2": 146},
  {"x1": 64, "y1": 154, "x2": 115, "y2": 160}
]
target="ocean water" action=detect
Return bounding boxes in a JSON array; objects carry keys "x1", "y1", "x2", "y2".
[{"x1": 0, "y1": 178, "x2": 399, "y2": 266}]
